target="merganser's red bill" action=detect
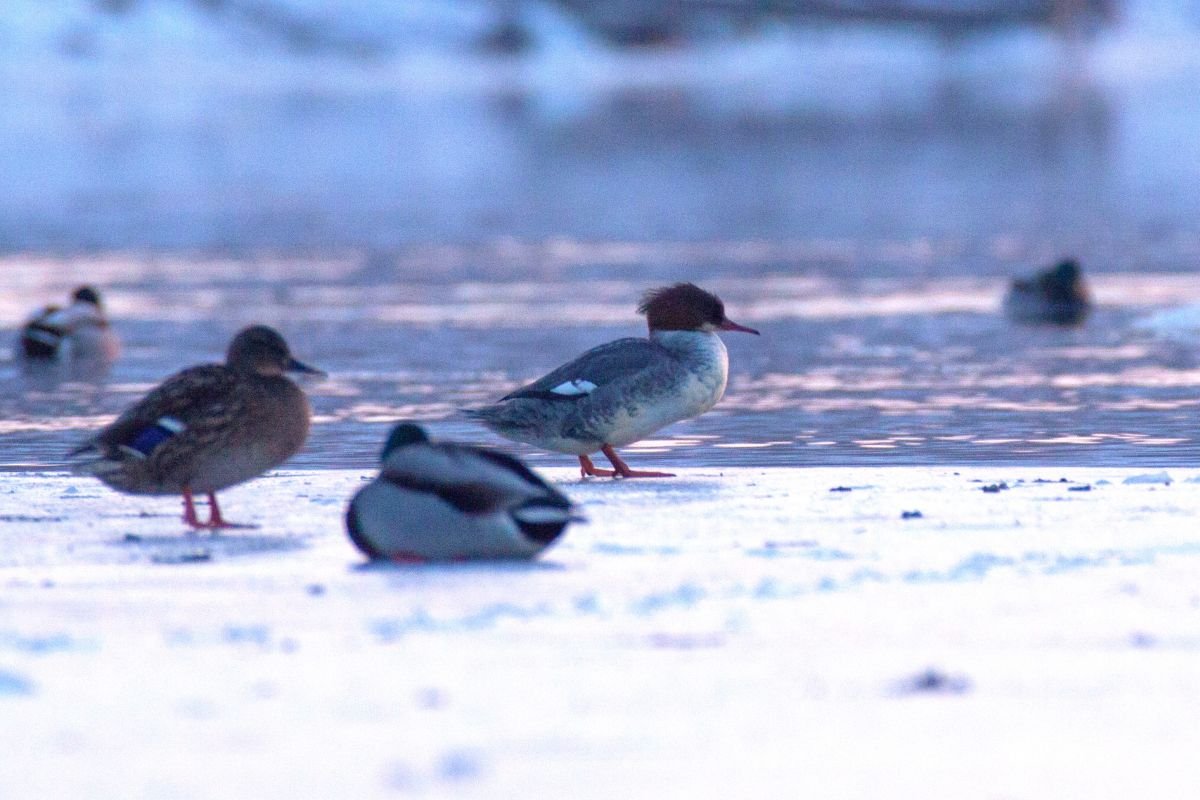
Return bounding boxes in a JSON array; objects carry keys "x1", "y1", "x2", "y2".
[{"x1": 719, "y1": 319, "x2": 760, "y2": 335}]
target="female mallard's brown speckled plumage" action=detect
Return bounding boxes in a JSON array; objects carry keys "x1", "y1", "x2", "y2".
[{"x1": 70, "y1": 325, "x2": 322, "y2": 529}]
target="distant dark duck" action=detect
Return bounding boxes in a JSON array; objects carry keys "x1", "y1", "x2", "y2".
[
  {"x1": 1004, "y1": 259, "x2": 1091, "y2": 326},
  {"x1": 345, "y1": 423, "x2": 578, "y2": 562},
  {"x1": 465, "y1": 283, "x2": 759, "y2": 478},
  {"x1": 69, "y1": 325, "x2": 323, "y2": 529},
  {"x1": 20, "y1": 286, "x2": 120, "y2": 362}
]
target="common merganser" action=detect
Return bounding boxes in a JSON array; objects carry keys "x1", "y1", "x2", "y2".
[
  {"x1": 19, "y1": 286, "x2": 120, "y2": 363},
  {"x1": 346, "y1": 423, "x2": 578, "y2": 562},
  {"x1": 69, "y1": 325, "x2": 323, "y2": 530},
  {"x1": 466, "y1": 282, "x2": 759, "y2": 478},
  {"x1": 1004, "y1": 258, "x2": 1091, "y2": 326}
]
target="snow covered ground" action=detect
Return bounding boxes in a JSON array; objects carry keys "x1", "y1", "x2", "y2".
[{"x1": 2, "y1": 466, "x2": 1199, "y2": 798}]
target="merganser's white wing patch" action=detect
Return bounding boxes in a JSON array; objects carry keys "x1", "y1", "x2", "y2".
[{"x1": 550, "y1": 379, "x2": 597, "y2": 396}]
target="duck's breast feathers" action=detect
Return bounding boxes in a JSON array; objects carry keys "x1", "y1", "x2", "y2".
[
  {"x1": 379, "y1": 442, "x2": 569, "y2": 514},
  {"x1": 500, "y1": 338, "x2": 660, "y2": 402}
]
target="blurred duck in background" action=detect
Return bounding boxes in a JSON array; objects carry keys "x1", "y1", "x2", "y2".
[
  {"x1": 19, "y1": 286, "x2": 120, "y2": 364},
  {"x1": 1003, "y1": 259, "x2": 1091, "y2": 326},
  {"x1": 346, "y1": 423, "x2": 578, "y2": 563}
]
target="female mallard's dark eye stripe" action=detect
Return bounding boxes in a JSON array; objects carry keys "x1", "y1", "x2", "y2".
[{"x1": 122, "y1": 416, "x2": 187, "y2": 459}]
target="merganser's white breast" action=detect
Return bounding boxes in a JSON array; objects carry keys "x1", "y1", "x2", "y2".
[{"x1": 589, "y1": 330, "x2": 728, "y2": 448}]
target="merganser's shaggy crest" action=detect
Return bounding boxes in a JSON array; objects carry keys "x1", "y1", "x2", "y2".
[
  {"x1": 69, "y1": 325, "x2": 323, "y2": 530},
  {"x1": 1004, "y1": 258, "x2": 1091, "y2": 326},
  {"x1": 19, "y1": 286, "x2": 120, "y2": 363},
  {"x1": 466, "y1": 283, "x2": 759, "y2": 478},
  {"x1": 346, "y1": 423, "x2": 578, "y2": 562}
]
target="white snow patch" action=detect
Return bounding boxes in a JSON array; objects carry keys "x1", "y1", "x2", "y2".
[{"x1": 2, "y1": 467, "x2": 1200, "y2": 797}]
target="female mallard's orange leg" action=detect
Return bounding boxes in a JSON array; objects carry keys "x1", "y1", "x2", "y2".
[
  {"x1": 600, "y1": 444, "x2": 675, "y2": 478},
  {"x1": 181, "y1": 488, "x2": 207, "y2": 529},
  {"x1": 579, "y1": 454, "x2": 617, "y2": 478},
  {"x1": 205, "y1": 492, "x2": 254, "y2": 529}
]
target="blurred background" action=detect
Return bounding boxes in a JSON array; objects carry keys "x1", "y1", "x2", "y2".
[{"x1": 2, "y1": 0, "x2": 1200, "y2": 469}]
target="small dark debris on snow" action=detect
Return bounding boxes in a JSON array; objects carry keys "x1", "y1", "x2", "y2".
[
  {"x1": 1033, "y1": 478, "x2": 1070, "y2": 484},
  {"x1": 1068, "y1": 484, "x2": 1092, "y2": 492},
  {"x1": 1130, "y1": 631, "x2": 1156, "y2": 648},
  {"x1": 151, "y1": 550, "x2": 212, "y2": 564},
  {"x1": 764, "y1": 539, "x2": 818, "y2": 549},
  {"x1": 438, "y1": 749, "x2": 484, "y2": 781},
  {"x1": 896, "y1": 668, "x2": 971, "y2": 695},
  {"x1": 830, "y1": 486, "x2": 853, "y2": 492},
  {"x1": 981, "y1": 482, "x2": 1009, "y2": 493},
  {"x1": 306, "y1": 583, "x2": 326, "y2": 596},
  {"x1": 417, "y1": 687, "x2": 447, "y2": 709},
  {"x1": 901, "y1": 510, "x2": 923, "y2": 519},
  {"x1": 123, "y1": 533, "x2": 142, "y2": 542}
]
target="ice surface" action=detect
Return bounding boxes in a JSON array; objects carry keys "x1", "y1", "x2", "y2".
[{"x1": 2, "y1": 466, "x2": 1200, "y2": 797}]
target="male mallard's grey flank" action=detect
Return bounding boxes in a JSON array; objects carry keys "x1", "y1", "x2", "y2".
[
  {"x1": 20, "y1": 286, "x2": 120, "y2": 362},
  {"x1": 70, "y1": 325, "x2": 323, "y2": 529},
  {"x1": 465, "y1": 283, "x2": 759, "y2": 478},
  {"x1": 1003, "y1": 259, "x2": 1091, "y2": 326},
  {"x1": 346, "y1": 423, "x2": 578, "y2": 562}
]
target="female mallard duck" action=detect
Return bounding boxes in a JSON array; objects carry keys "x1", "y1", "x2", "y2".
[
  {"x1": 1004, "y1": 259, "x2": 1091, "y2": 326},
  {"x1": 20, "y1": 285, "x2": 120, "y2": 363},
  {"x1": 70, "y1": 325, "x2": 323, "y2": 529},
  {"x1": 346, "y1": 423, "x2": 579, "y2": 562}
]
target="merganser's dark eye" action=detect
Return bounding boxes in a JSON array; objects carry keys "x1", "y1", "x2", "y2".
[{"x1": 712, "y1": 299, "x2": 726, "y2": 325}]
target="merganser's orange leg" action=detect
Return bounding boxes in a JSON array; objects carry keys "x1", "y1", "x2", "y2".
[
  {"x1": 579, "y1": 454, "x2": 617, "y2": 478},
  {"x1": 600, "y1": 445, "x2": 675, "y2": 479}
]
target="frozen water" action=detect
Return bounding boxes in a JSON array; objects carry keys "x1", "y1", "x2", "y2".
[{"x1": 5, "y1": 258, "x2": 1200, "y2": 469}]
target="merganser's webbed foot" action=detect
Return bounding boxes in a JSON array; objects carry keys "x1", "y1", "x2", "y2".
[
  {"x1": 600, "y1": 445, "x2": 675, "y2": 479},
  {"x1": 579, "y1": 454, "x2": 617, "y2": 478}
]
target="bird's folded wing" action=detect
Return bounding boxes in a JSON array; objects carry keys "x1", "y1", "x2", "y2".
[{"x1": 500, "y1": 338, "x2": 659, "y2": 402}]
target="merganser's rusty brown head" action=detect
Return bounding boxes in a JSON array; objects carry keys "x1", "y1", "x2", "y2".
[{"x1": 637, "y1": 283, "x2": 759, "y2": 335}]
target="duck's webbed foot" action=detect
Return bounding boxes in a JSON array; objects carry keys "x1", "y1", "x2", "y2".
[
  {"x1": 204, "y1": 492, "x2": 257, "y2": 529},
  {"x1": 600, "y1": 445, "x2": 675, "y2": 479},
  {"x1": 579, "y1": 454, "x2": 617, "y2": 478}
]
